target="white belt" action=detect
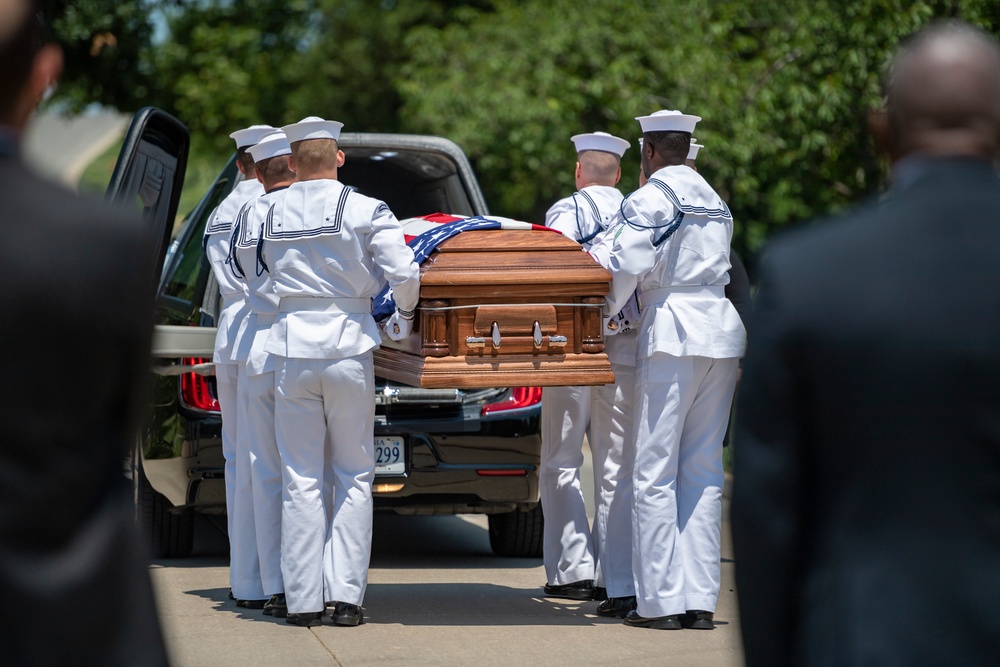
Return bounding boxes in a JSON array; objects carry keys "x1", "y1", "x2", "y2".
[
  {"x1": 278, "y1": 296, "x2": 372, "y2": 314},
  {"x1": 637, "y1": 285, "x2": 725, "y2": 311}
]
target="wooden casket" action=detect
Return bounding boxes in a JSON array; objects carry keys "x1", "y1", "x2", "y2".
[{"x1": 373, "y1": 227, "x2": 615, "y2": 389}]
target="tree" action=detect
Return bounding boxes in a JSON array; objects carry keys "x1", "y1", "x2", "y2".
[
  {"x1": 400, "y1": 0, "x2": 670, "y2": 222},
  {"x1": 682, "y1": 0, "x2": 1000, "y2": 254},
  {"x1": 149, "y1": 0, "x2": 315, "y2": 156},
  {"x1": 43, "y1": 0, "x2": 159, "y2": 112},
  {"x1": 399, "y1": 0, "x2": 1000, "y2": 258},
  {"x1": 283, "y1": 0, "x2": 494, "y2": 134},
  {"x1": 44, "y1": 0, "x2": 1000, "y2": 257}
]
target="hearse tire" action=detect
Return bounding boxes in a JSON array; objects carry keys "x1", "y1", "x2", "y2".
[{"x1": 488, "y1": 504, "x2": 544, "y2": 558}]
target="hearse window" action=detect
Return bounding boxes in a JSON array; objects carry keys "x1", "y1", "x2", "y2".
[
  {"x1": 162, "y1": 175, "x2": 231, "y2": 305},
  {"x1": 339, "y1": 149, "x2": 475, "y2": 218}
]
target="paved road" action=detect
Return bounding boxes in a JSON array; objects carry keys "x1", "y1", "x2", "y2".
[
  {"x1": 21, "y1": 107, "x2": 128, "y2": 187},
  {"x1": 150, "y1": 494, "x2": 743, "y2": 666}
]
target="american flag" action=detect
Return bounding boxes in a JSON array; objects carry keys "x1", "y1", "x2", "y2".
[{"x1": 373, "y1": 213, "x2": 554, "y2": 321}]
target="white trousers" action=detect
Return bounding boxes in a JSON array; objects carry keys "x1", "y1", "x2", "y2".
[
  {"x1": 590, "y1": 362, "x2": 635, "y2": 597},
  {"x1": 274, "y1": 354, "x2": 375, "y2": 614},
  {"x1": 217, "y1": 362, "x2": 264, "y2": 599},
  {"x1": 241, "y1": 366, "x2": 282, "y2": 596},
  {"x1": 631, "y1": 353, "x2": 739, "y2": 618},
  {"x1": 540, "y1": 385, "x2": 595, "y2": 585}
]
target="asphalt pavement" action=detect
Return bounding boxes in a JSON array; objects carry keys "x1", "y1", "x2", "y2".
[
  {"x1": 150, "y1": 467, "x2": 744, "y2": 667},
  {"x1": 22, "y1": 106, "x2": 128, "y2": 187}
]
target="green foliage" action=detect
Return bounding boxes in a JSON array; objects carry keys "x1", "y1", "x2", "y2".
[
  {"x1": 284, "y1": 0, "x2": 493, "y2": 133},
  {"x1": 149, "y1": 0, "x2": 316, "y2": 155},
  {"x1": 51, "y1": 0, "x2": 1000, "y2": 260},
  {"x1": 400, "y1": 1, "x2": 658, "y2": 220},
  {"x1": 399, "y1": 0, "x2": 1000, "y2": 255},
  {"x1": 43, "y1": 0, "x2": 159, "y2": 111},
  {"x1": 76, "y1": 137, "x2": 121, "y2": 196}
]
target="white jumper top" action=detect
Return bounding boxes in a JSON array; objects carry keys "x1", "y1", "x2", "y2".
[
  {"x1": 259, "y1": 179, "x2": 420, "y2": 360},
  {"x1": 589, "y1": 165, "x2": 746, "y2": 360},
  {"x1": 545, "y1": 184, "x2": 624, "y2": 251},
  {"x1": 229, "y1": 185, "x2": 288, "y2": 374},
  {"x1": 204, "y1": 178, "x2": 263, "y2": 363}
]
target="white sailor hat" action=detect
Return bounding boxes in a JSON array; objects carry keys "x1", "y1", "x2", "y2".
[
  {"x1": 687, "y1": 139, "x2": 704, "y2": 161},
  {"x1": 229, "y1": 124, "x2": 277, "y2": 149},
  {"x1": 635, "y1": 109, "x2": 701, "y2": 134},
  {"x1": 570, "y1": 131, "x2": 630, "y2": 158},
  {"x1": 247, "y1": 131, "x2": 291, "y2": 163},
  {"x1": 282, "y1": 116, "x2": 344, "y2": 143}
]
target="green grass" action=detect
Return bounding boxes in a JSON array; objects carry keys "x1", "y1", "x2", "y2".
[{"x1": 77, "y1": 140, "x2": 121, "y2": 196}]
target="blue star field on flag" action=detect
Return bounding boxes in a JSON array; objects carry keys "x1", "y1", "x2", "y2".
[{"x1": 373, "y1": 216, "x2": 510, "y2": 321}]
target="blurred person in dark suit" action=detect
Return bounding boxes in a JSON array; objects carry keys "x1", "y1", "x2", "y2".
[
  {"x1": 0, "y1": 0, "x2": 168, "y2": 663},
  {"x1": 733, "y1": 20, "x2": 1000, "y2": 667}
]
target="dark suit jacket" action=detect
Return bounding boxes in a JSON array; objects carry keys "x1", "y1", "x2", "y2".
[
  {"x1": 733, "y1": 159, "x2": 1000, "y2": 666},
  {"x1": 0, "y1": 152, "x2": 168, "y2": 664},
  {"x1": 726, "y1": 249, "x2": 752, "y2": 334}
]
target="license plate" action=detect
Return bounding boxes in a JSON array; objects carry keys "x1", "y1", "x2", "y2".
[{"x1": 374, "y1": 436, "x2": 406, "y2": 476}]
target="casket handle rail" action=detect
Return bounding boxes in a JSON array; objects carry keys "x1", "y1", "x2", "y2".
[
  {"x1": 420, "y1": 300, "x2": 603, "y2": 355},
  {"x1": 465, "y1": 324, "x2": 567, "y2": 350}
]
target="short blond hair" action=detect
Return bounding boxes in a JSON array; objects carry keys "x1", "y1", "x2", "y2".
[
  {"x1": 291, "y1": 138, "x2": 340, "y2": 173},
  {"x1": 578, "y1": 150, "x2": 620, "y2": 185}
]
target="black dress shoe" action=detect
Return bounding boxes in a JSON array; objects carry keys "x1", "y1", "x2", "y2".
[
  {"x1": 236, "y1": 598, "x2": 267, "y2": 610},
  {"x1": 543, "y1": 579, "x2": 594, "y2": 600},
  {"x1": 286, "y1": 611, "x2": 324, "y2": 627},
  {"x1": 681, "y1": 609, "x2": 714, "y2": 629},
  {"x1": 623, "y1": 610, "x2": 682, "y2": 630},
  {"x1": 263, "y1": 593, "x2": 286, "y2": 617},
  {"x1": 593, "y1": 586, "x2": 608, "y2": 601},
  {"x1": 596, "y1": 596, "x2": 637, "y2": 619},
  {"x1": 331, "y1": 601, "x2": 365, "y2": 627}
]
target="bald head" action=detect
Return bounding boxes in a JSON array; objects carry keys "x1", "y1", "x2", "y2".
[{"x1": 880, "y1": 20, "x2": 1000, "y2": 161}]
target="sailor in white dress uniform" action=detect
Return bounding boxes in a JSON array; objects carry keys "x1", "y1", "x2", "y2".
[
  {"x1": 259, "y1": 117, "x2": 419, "y2": 627},
  {"x1": 229, "y1": 130, "x2": 296, "y2": 614},
  {"x1": 540, "y1": 131, "x2": 631, "y2": 600},
  {"x1": 203, "y1": 123, "x2": 272, "y2": 604},
  {"x1": 590, "y1": 110, "x2": 745, "y2": 630}
]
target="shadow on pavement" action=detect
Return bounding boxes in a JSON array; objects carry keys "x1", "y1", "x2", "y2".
[
  {"x1": 177, "y1": 583, "x2": 629, "y2": 627},
  {"x1": 371, "y1": 513, "x2": 540, "y2": 569},
  {"x1": 154, "y1": 512, "x2": 541, "y2": 570}
]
